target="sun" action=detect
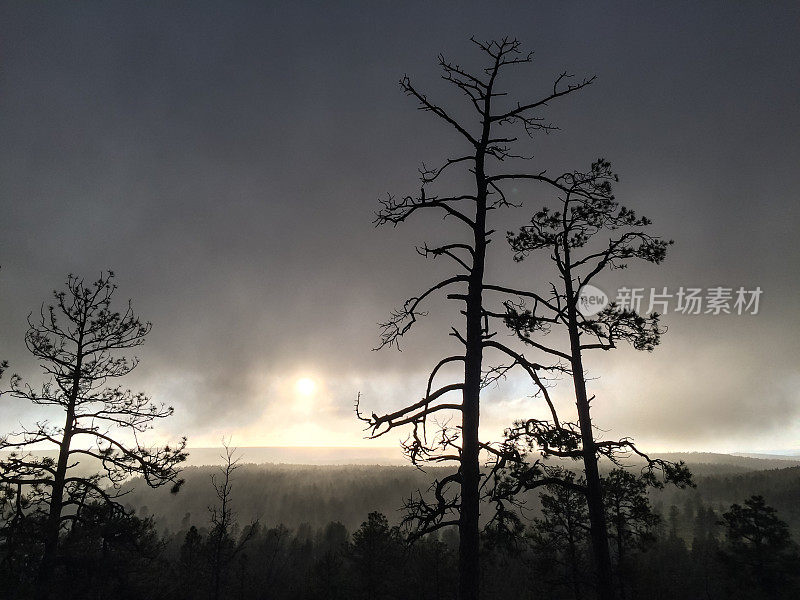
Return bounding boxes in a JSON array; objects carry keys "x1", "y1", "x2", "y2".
[{"x1": 295, "y1": 377, "x2": 317, "y2": 396}]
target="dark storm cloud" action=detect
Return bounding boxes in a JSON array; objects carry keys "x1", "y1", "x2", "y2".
[{"x1": 1, "y1": 2, "x2": 799, "y2": 449}]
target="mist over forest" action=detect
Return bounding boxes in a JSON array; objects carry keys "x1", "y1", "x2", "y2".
[{"x1": 122, "y1": 455, "x2": 800, "y2": 535}]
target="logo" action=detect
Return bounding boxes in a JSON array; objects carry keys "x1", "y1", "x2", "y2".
[{"x1": 577, "y1": 284, "x2": 609, "y2": 317}]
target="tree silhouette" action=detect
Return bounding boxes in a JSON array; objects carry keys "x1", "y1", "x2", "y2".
[
  {"x1": 178, "y1": 526, "x2": 206, "y2": 600},
  {"x1": 3, "y1": 465, "x2": 798, "y2": 599},
  {"x1": 57, "y1": 503, "x2": 164, "y2": 600},
  {"x1": 308, "y1": 521, "x2": 350, "y2": 600},
  {"x1": 208, "y1": 441, "x2": 258, "y2": 600},
  {"x1": 603, "y1": 469, "x2": 661, "y2": 598},
  {"x1": 349, "y1": 512, "x2": 403, "y2": 600},
  {"x1": 527, "y1": 468, "x2": 591, "y2": 599},
  {"x1": 486, "y1": 160, "x2": 692, "y2": 600},
  {"x1": 719, "y1": 495, "x2": 799, "y2": 599},
  {"x1": 357, "y1": 37, "x2": 596, "y2": 600},
  {"x1": 0, "y1": 271, "x2": 186, "y2": 599},
  {"x1": 524, "y1": 467, "x2": 662, "y2": 600}
]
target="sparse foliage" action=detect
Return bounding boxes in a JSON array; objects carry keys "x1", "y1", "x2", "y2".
[
  {"x1": 0, "y1": 271, "x2": 186, "y2": 599},
  {"x1": 358, "y1": 37, "x2": 596, "y2": 600},
  {"x1": 208, "y1": 441, "x2": 258, "y2": 600},
  {"x1": 484, "y1": 159, "x2": 692, "y2": 600}
]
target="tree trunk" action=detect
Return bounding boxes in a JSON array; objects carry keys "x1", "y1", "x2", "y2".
[
  {"x1": 459, "y1": 254, "x2": 483, "y2": 600},
  {"x1": 37, "y1": 335, "x2": 83, "y2": 600},
  {"x1": 572, "y1": 362, "x2": 615, "y2": 600},
  {"x1": 564, "y1": 273, "x2": 615, "y2": 600},
  {"x1": 459, "y1": 330, "x2": 481, "y2": 600},
  {"x1": 36, "y1": 404, "x2": 75, "y2": 600},
  {"x1": 458, "y1": 154, "x2": 488, "y2": 600}
]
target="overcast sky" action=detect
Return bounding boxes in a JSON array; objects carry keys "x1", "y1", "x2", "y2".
[{"x1": 1, "y1": 2, "x2": 799, "y2": 455}]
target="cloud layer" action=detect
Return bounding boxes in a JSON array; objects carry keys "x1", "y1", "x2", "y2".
[{"x1": 1, "y1": 2, "x2": 799, "y2": 454}]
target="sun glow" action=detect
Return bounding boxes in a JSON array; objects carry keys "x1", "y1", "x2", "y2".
[{"x1": 295, "y1": 377, "x2": 317, "y2": 396}]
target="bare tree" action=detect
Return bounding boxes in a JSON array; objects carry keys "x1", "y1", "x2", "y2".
[
  {"x1": 208, "y1": 440, "x2": 257, "y2": 600},
  {"x1": 0, "y1": 271, "x2": 186, "y2": 599},
  {"x1": 487, "y1": 159, "x2": 692, "y2": 599},
  {"x1": 357, "y1": 37, "x2": 596, "y2": 600}
]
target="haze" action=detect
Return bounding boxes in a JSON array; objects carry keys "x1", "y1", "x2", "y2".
[{"x1": 1, "y1": 2, "x2": 799, "y2": 455}]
